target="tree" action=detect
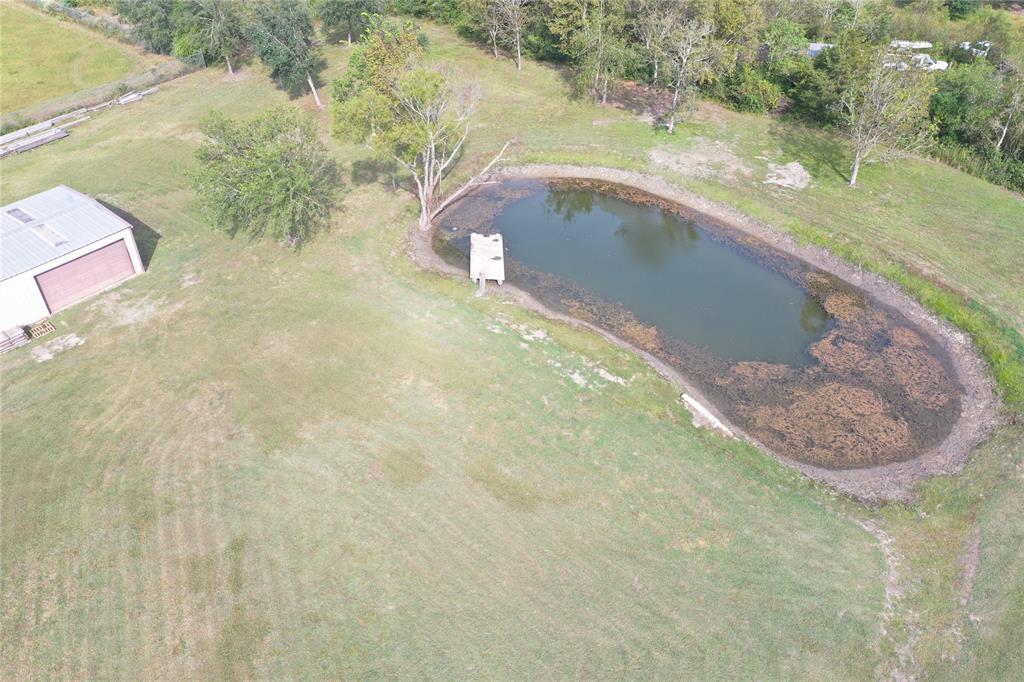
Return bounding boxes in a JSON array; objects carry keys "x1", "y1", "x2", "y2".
[
  {"x1": 837, "y1": 50, "x2": 936, "y2": 186},
  {"x1": 474, "y1": 0, "x2": 502, "y2": 58},
  {"x1": 692, "y1": 0, "x2": 765, "y2": 67},
  {"x1": 496, "y1": 0, "x2": 531, "y2": 70},
  {"x1": 759, "y1": 16, "x2": 806, "y2": 78},
  {"x1": 946, "y1": 0, "x2": 978, "y2": 20},
  {"x1": 332, "y1": 18, "x2": 508, "y2": 229},
  {"x1": 555, "y1": 0, "x2": 632, "y2": 103},
  {"x1": 930, "y1": 61, "x2": 1001, "y2": 147},
  {"x1": 337, "y1": 66, "x2": 481, "y2": 227},
  {"x1": 787, "y1": 29, "x2": 875, "y2": 125},
  {"x1": 189, "y1": 0, "x2": 248, "y2": 73},
  {"x1": 191, "y1": 107, "x2": 340, "y2": 245},
  {"x1": 312, "y1": 0, "x2": 381, "y2": 44},
  {"x1": 115, "y1": 0, "x2": 179, "y2": 53},
  {"x1": 993, "y1": 59, "x2": 1024, "y2": 153},
  {"x1": 659, "y1": 18, "x2": 719, "y2": 133},
  {"x1": 547, "y1": 0, "x2": 631, "y2": 101},
  {"x1": 330, "y1": 15, "x2": 424, "y2": 97},
  {"x1": 248, "y1": 0, "x2": 326, "y2": 106},
  {"x1": 630, "y1": 0, "x2": 678, "y2": 82}
]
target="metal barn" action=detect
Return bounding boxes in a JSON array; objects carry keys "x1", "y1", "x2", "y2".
[{"x1": 0, "y1": 186, "x2": 144, "y2": 330}]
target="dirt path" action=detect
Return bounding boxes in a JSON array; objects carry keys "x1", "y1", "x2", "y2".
[{"x1": 409, "y1": 164, "x2": 1001, "y2": 503}]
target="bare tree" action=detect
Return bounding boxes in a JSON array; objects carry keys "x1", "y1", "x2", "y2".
[
  {"x1": 496, "y1": 0, "x2": 531, "y2": 70},
  {"x1": 837, "y1": 51, "x2": 935, "y2": 186},
  {"x1": 994, "y1": 59, "x2": 1024, "y2": 152},
  {"x1": 388, "y1": 69, "x2": 481, "y2": 227},
  {"x1": 383, "y1": 68, "x2": 511, "y2": 228},
  {"x1": 659, "y1": 19, "x2": 718, "y2": 134},
  {"x1": 465, "y1": 0, "x2": 502, "y2": 58}
]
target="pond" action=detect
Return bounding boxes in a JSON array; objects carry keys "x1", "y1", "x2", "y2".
[
  {"x1": 459, "y1": 180, "x2": 831, "y2": 366},
  {"x1": 435, "y1": 178, "x2": 962, "y2": 471}
]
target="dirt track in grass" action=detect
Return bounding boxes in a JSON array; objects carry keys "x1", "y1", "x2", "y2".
[{"x1": 415, "y1": 166, "x2": 1000, "y2": 503}]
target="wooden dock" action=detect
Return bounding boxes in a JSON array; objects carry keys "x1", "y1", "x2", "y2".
[{"x1": 470, "y1": 233, "x2": 505, "y2": 288}]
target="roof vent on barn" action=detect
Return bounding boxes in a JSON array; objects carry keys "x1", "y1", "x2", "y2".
[
  {"x1": 31, "y1": 223, "x2": 68, "y2": 248},
  {"x1": 6, "y1": 208, "x2": 34, "y2": 224}
]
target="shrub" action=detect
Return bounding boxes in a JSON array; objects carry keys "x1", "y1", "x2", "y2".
[
  {"x1": 931, "y1": 141, "x2": 1024, "y2": 192},
  {"x1": 172, "y1": 29, "x2": 202, "y2": 59},
  {"x1": 722, "y1": 66, "x2": 782, "y2": 113},
  {"x1": 946, "y1": 0, "x2": 979, "y2": 20}
]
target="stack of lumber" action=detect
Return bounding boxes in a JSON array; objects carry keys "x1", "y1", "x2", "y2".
[
  {"x1": 0, "y1": 327, "x2": 29, "y2": 353},
  {"x1": 0, "y1": 128, "x2": 69, "y2": 156},
  {"x1": 0, "y1": 87, "x2": 156, "y2": 158},
  {"x1": 0, "y1": 108, "x2": 88, "y2": 157}
]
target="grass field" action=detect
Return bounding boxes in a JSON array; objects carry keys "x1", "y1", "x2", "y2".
[
  {"x1": 0, "y1": 0, "x2": 160, "y2": 115},
  {"x1": 1, "y1": 18, "x2": 1022, "y2": 679}
]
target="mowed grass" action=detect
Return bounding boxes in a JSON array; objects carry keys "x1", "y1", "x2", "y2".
[
  {"x1": 1, "y1": 21, "x2": 1022, "y2": 679},
  {"x1": 0, "y1": 0, "x2": 158, "y2": 114}
]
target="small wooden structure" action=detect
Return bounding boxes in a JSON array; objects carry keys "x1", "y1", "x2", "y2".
[{"x1": 469, "y1": 233, "x2": 505, "y2": 295}]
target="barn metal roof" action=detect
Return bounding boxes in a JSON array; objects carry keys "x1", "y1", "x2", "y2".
[{"x1": 1, "y1": 186, "x2": 132, "y2": 281}]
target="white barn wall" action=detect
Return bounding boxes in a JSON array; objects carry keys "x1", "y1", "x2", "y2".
[
  {"x1": 0, "y1": 228, "x2": 143, "y2": 329},
  {"x1": 0, "y1": 275, "x2": 48, "y2": 330}
]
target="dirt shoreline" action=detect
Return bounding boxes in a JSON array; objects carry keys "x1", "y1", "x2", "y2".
[{"x1": 408, "y1": 164, "x2": 1000, "y2": 503}]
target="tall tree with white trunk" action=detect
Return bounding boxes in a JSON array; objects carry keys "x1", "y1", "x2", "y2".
[
  {"x1": 630, "y1": 0, "x2": 678, "y2": 83},
  {"x1": 659, "y1": 18, "x2": 719, "y2": 134},
  {"x1": 837, "y1": 51, "x2": 935, "y2": 187},
  {"x1": 332, "y1": 19, "x2": 509, "y2": 229},
  {"x1": 496, "y1": 0, "x2": 531, "y2": 70},
  {"x1": 247, "y1": 0, "x2": 325, "y2": 107},
  {"x1": 994, "y1": 59, "x2": 1024, "y2": 153}
]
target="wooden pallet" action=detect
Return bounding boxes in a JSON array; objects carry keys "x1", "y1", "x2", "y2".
[{"x1": 27, "y1": 320, "x2": 55, "y2": 339}]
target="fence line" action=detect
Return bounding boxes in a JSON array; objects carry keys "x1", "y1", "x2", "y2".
[
  {"x1": 1, "y1": 52, "x2": 206, "y2": 131},
  {"x1": 18, "y1": 0, "x2": 137, "y2": 45}
]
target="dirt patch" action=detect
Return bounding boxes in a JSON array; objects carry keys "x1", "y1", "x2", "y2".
[
  {"x1": 650, "y1": 140, "x2": 752, "y2": 182},
  {"x1": 412, "y1": 165, "x2": 999, "y2": 503},
  {"x1": 857, "y1": 519, "x2": 919, "y2": 679},
  {"x1": 764, "y1": 161, "x2": 812, "y2": 190},
  {"x1": 220, "y1": 68, "x2": 253, "y2": 83},
  {"x1": 90, "y1": 292, "x2": 181, "y2": 327},
  {"x1": 30, "y1": 333, "x2": 85, "y2": 362}
]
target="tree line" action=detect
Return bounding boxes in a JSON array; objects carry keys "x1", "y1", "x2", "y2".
[
  {"x1": 190, "y1": 14, "x2": 507, "y2": 244},
  {"x1": 108, "y1": 0, "x2": 1023, "y2": 188},
  {"x1": 396, "y1": 0, "x2": 1024, "y2": 189},
  {"x1": 105, "y1": 0, "x2": 380, "y2": 104},
  {"x1": 171, "y1": 0, "x2": 1021, "y2": 244}
]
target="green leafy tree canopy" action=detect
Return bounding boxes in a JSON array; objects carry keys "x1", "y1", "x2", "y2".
[{"x1": 191, "y1": 106, "x2": 340, "y2": 245}]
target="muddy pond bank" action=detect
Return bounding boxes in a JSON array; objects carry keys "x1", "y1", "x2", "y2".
[{"x1": 415, "y1": 166, "x2": 998, "y2": 502}]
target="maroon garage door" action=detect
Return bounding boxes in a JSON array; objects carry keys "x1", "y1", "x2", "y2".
[{"x1": 35, "y1": 240, "x2": 134, "y2": 313}]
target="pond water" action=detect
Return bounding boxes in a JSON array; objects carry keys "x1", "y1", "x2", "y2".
[
  {"x1": 435, "y1": 178, "x2": 961, "y2": 470},
  {"x1": 471, "y1": 183, "x2": 831, "y2": 366}
]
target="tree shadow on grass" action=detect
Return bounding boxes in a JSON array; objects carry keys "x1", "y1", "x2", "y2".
[
  {"x1": 351, "y1": 157, "x2": 398, "y2": 187},
  {"x1": 98, "y1": 201, "x2": 161, "y2": 270},
  {"x1": 768, "y1": 120, "x2": 851, "y2": 184}
]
